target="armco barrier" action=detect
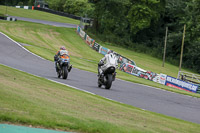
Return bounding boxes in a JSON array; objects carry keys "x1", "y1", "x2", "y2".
[
  {"x1": 76, "y1": 25, "x2": 200, "y2": 94},
  {"x1": 197, "y1": 85, "x2": 200, "y2": 94},
  {"x1": 15, "y1": 6, "x2": 81, "y2": 20},
  {"x1": 34, "y1": 7, "x2": 81, "y2": 20}
]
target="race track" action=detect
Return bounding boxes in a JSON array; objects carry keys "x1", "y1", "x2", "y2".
[
  {"x1": 1, "y1": 32, "x2": 200, "y2": 124},
  {"x1": 10, "y1": 16, "x2": 77, "y2": 28}
]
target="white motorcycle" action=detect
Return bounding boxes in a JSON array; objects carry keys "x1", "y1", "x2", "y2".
[{"x1": 98, "y1": 66, "x2": 116, "y2": 89}]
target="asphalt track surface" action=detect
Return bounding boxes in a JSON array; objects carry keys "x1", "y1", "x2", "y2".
[
  {"x1": 10, "y1": 16, "x2": 77, "y2": 28},
  {"x1": 1, "y1": 32, "x2": 200, "y2": 124}
]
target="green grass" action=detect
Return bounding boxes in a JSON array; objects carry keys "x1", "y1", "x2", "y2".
[
  {"x1": 0, "y1": 20, "x2": 199, "y2": 98},
  {"x1": 0, "y1": 5, "x2": 80, "y2": 25},
  {"x1": 1, "y1": 64, "x2": 200, "y2": 133}
]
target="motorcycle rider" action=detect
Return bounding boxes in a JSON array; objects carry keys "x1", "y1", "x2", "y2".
[
  {"x1": 54, "y1": 46, "x2": 72, "y2": 72},
  {"x1": 98, "y1": 50, "x2": 118, "y2": 80}
]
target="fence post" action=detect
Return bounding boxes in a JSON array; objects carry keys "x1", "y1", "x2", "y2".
[
  {"x1": 162, "y1": 27, "x2": 168, "y2": 67},
  {"x1": 177, "y1": 24, "x2": 186, "y2": 79}
]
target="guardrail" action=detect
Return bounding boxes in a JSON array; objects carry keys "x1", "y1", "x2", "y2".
[
  {"x1": 178, "y1": 71, "x2": 200, "y2": 84},
  {"x1": 15, "y1": 6, "x2": 81, "y2": 20},
  {"x1": 34, "y1": 7, "x2": 81, "y2": 20}
]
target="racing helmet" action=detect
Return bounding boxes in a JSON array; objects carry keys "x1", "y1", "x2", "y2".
[
  {"x1": 60, "y1": 46, "x2": 66, "y2": 50},
  {"x1": 107, "y1": 50, "x2": 113, "y2": 54}
]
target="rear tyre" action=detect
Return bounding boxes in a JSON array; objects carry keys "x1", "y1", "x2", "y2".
[
  {"x1": 62, "y1": 66, "x2": 68, "y2": 79},
  {"x1": 105, "y1": 74, "x2": 112, "y2": 89}
]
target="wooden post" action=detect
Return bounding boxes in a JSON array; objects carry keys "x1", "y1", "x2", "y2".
[
  {"x1": 178, "y1": 24, "x2": 186, "y2": 79},
  {"x1": 162, "y1": 27, "x2": 168, "y2": 67},
  {"x1": 5, "y1": 0, "x2": 8, "y2": 16}
]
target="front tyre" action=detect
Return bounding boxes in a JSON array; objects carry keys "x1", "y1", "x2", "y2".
[
  {"x1": 105, "y1": 74, "x2": 113, "y2": 89},
  {"x1": 62, "y1": 66, "x2": 68, "y2": 79}
]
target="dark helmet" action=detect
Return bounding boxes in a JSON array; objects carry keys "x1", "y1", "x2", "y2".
[
  {"x1": 60, "y1": 46, "x2": 66, "y2": 50},
  {"x1": 107, "y1": 50, "x2": 113, "y2": 54}
]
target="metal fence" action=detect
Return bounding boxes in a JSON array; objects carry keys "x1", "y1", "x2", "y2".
[{"x1": 34, "y1": 7, "x2": 81, "y2": 20}]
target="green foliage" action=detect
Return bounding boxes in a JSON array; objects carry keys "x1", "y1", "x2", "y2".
[
  {"x1": 0, "y1": 0, "x2": 33, "y2": 6},
  {"x1": 128, "y1": 4, "x2": 158, "y2": 35},
  {"x1": 45, "y1": 0, "x2": 66, "y2": 12},
  {"x1": 45, "y1": 0, "x2": 94, "y2": 17},
  {"x1": 90, "y1": 0, "x2": 200, "y2": 73},
  {"x1": 63, "y1": 0, "x2": 94, "y2": 16},
  {"x1": 128, "y1": 0, "x2": 161, "y2": 35},
  {"x1": 164, "y1": 0, "x2": 200, "y2": 73}
]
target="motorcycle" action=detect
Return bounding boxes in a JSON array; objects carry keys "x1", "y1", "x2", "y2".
[
  {"x1": 55, "y1": 54, "x2": 72, "y2": 79},
  {"x1": 98, "y1": 66, "x2": 116, "y2": 89}
]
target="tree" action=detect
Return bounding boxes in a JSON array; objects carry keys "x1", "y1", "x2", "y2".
[{"x1": 128, "y1": 0, "x2": 163, "y2": 35}]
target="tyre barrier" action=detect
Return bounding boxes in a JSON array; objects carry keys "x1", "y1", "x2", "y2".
[
  {"x1": 0, "y1": 16, "x2": 17, "y2": 21},
  {"x1": 16, "y1": 6, "x2": 33, "y2": 10},
  {"x1": 6, "y1": 17, "x2": 17, "y2": 21}
]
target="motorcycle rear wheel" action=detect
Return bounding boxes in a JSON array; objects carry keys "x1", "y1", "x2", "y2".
[
  {"x1": 62, "y1": 66, "x2": 68, "y2": 79},
  {"x1": 105, "y1": 74, "x2": 113, "y2": 89}
]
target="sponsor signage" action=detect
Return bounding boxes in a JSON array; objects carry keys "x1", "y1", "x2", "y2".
[
  {"x1": 126, "y1": 64, "x2": 134, "y2": 73},
  {"x1": 79, "y1": 29, "x2": 86, "y2": 39},
  {"x1": 86, "y1": 35, "x2": 92, "y2": 45},
  {"x1": 99, "y1": 46, "x2": 109, "y2": 55},
  {"x1": 93, "y1": 42, "x2": 100, "y2": 52},
  {"x1": 159, "y1": 73, "x2": 167, "y2": 85},
  {"x1": 90, "y1": 39, "x2": 95, "y2": 47},
  {"x1": 77, "y1": 26, "x2": 80, "y2": 33},
  {"x1": 165, "y1": 76, "x2": 198, "y2": 93}
]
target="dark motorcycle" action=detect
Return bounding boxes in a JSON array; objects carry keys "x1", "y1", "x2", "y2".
[
  {"x1": 98, "y1": 66, "x2": 116, "y2": 89},
  {"x1": 55, "y1": 55, "x2": 72, "y2": 79}
]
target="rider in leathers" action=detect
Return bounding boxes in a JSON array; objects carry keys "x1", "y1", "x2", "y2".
[
  {"x1": 98, "y1": 50, "x2": 118, "y2": 79},
  {"x1": 54, "y1": 46, "x2": 71, "y2": 72}
]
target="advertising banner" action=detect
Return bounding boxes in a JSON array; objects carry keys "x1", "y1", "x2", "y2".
[
  {"x1": 86, "y1": 35, "x2": 92, "y2": 45},
  {"x1": 93, "y1": 42, "x2": 100, "y2": 52},
  {"x1": 120, "y1": 63, "x2": 141, "y2": 77},
  {"x1": 125, "y1": 64, "x2": 134, "y2": 74},
  {"x1": 158, "y1": 73, "x2": 167, "y2": 85},
  {"x1": 165, "y1": 76, "x2": 199, "y2": 93},
  {"x1": 153, "y1": 75, "x2": 159, "y2": 83},
  {"x1": 79, "y1": 28, "x2": 86, "y2": 39},
  {"x1": 90, "y1": 39, "x2": 95, "y2": 48},
  {"x1": 99, "y1": 46, "x2": 109, "y2": 55},
  {"x1": 77, "y1": 26, "x2": 80, "y2": 33}
]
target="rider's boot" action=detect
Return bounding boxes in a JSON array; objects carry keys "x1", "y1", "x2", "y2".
[
  {"x1": 113, "y1": 72, "x2": 116, "y2": 81},
  {"x1": 68, "y1": 65, "x2": 72, "y2": 72}
]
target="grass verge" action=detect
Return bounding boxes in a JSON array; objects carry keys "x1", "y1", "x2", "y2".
[{"x1": 0, "y1": 64, "x2": 200, "y2": 133}]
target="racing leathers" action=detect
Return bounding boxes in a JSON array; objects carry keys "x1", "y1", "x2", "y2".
[
  {"x1": 54, "y1": 50, "x2": 70, "y2": 72},
  {"x1": 98, "y1": 53, "x2": 118, "y2": 77}
]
